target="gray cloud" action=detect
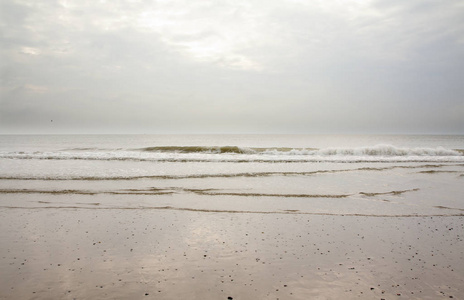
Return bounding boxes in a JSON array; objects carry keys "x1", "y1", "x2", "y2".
[{"x1": 1, "y1": 0, "x2": 463, "y2": 134}]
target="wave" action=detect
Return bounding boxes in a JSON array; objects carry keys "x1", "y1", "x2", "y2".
[
  {"x1": 359, "y1": 188, "x2": 419, "y2": 197},
  {"x1": 313, "y1": 145, "x2": 462, "y2": 156},
  {"x1": 0, "y1": 164, "x2": 457, "y2": 181},
  {"x1": 2, "y1": 205, "x2": 462, "y2": 217},
  {"x1": 139, "y1": 146, "x2": 259, "y2": 154},
  {"x1": 138, "y1": 145, "x2": 463, "y2": 156},
  {"x1": 0, "y1": 187, "x2": 419, "y2": 199},
  {"x1": 0, "y1": 188, "x2": 174, "y2": 196},
  {"x1": 1, "y1": 145, "x2": 463, "y2": 163}
]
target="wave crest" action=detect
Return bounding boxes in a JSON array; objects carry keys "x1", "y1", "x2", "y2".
[
  {"x1": 1, "y1": 144, "x2": 462, "y2": 163},
  {"x1": 139, "y1": 146, "x2": 256, "y2": 154},
  {"x1": 137, "y1": 145, "x2": 462, "y2": 157},
  {"x1": 313, "y1": 145, "x2": 461, "y2": 157}
]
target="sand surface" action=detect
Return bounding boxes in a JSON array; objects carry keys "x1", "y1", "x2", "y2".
[{"x1": 1, "y1": 207, "x2": 463, "y2": 299}]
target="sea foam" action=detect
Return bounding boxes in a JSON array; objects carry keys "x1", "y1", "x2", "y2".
[{"x1": 0, "y1": 144, "x2": 462, "y2": 163}]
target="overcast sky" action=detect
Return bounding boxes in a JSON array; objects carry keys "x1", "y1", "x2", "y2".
[{"x1": 1, "y1": 0, "x2": 464, "y2": 134}]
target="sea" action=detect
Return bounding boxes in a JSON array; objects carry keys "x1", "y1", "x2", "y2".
[{"x1": 1, "y1": 134, "x2": 463, "y2": 217}]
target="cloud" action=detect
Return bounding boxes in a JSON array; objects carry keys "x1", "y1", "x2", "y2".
[{"x1": 1, "y1": 0, "x2": 463, "y2": 134}]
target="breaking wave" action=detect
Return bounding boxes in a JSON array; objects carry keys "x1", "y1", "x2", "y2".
[
  {"x1": 137, "y1": 145, "x2": 463, "y2": 156},
  {"x1": 138, "y1": 146, "x2": 300, "y2": 154},
  {"x1": 313, "y1": 145, "x2": 462, "y2": 157},
  {"x1": 0, "y1": 145, "x2": 463, "y2": 163}
]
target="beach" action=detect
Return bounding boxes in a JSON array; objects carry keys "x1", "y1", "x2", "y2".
[{"x1": 1, "y1": 134, "x2": 463, "y2": 299}]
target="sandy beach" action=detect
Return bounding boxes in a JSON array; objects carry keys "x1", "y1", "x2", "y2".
[{"x1": 1, "y1": 205, "x2": 463, "y2": 299}]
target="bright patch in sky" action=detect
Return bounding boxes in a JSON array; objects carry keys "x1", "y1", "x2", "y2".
[{"x1": 0, "y1": 0, "x2": 463, "y2": 133}]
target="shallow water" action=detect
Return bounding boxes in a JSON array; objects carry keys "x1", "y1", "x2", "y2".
[{"x1": 0, "y1": 134, "x2": 463, "y2": 216}]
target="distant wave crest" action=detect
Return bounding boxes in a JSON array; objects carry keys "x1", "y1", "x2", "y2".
[
  {"x1": 139, "y1": 146, "x2": 257, "y2": 154},
  {"x1": 137, "y1": 144, "x2": 462, "y2": 156},
  {"x1": 312, "y1": 144, "x2": 462, "y2": 157},
  {"x1": 1, "y1": 144, "x2": 463, "y2": 163}
]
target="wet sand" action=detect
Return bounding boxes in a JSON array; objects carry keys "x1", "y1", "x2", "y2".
[{"x1": 1, "y1": 206, "x2": 463, "y2": 299}]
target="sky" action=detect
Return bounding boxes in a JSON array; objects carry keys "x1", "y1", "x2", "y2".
[{"x1": 1, "y1": 0, "x2": 464, "y2": 134}]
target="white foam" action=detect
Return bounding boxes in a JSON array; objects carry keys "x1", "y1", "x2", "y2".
[
  {"x1": 309, "y1": 144, "x2": 460, "y2": 157},
  {"x1": 0, "y1": 145, "x2": 463, "y2": 163}
]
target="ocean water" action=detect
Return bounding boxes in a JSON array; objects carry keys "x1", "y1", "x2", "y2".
[
  {"x1": 1, "y1": 134, "x2": 463, "y2": 217},
  {"x1": 0, "y1": 135, "x2": 464, "y2": 216}
]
